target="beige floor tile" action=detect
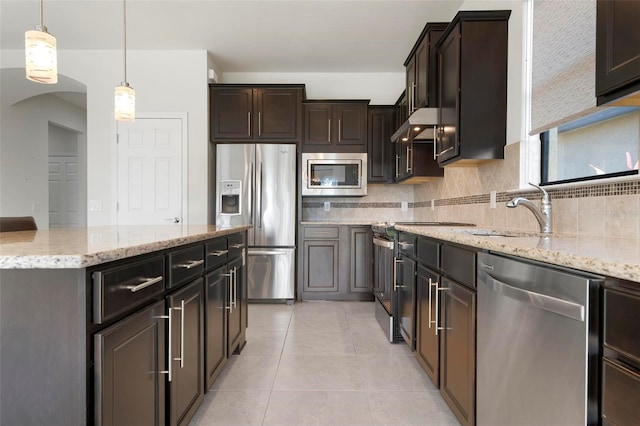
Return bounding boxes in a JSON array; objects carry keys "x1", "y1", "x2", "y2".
[
  {"x1": 359, "y1": 354, "x2": 438, "y2": 391},
  {"x1": 212, "y1": 354, "x2": 280, "y2": 391},
  {"x1": 242, "y1": 330, "x2": 287, "y2": 356},
  {"x1": 288, "y1": 312, "x2": 351, "y2": 333},
  {"x1": 351, "y1": 331, "x2": 414, "y2": 357},
  {"x1": 273, "y1": 355, "x2": 364, "y2": 391},
  {"x1": 189, "y1": 390, "x2": 270, "y2": 426},
  {"x1": 263, "y1": 391, "x2": 374, "y2": 426},
  {"x1": 367, "y1": 391, "x2": 459, "y2": 426},
  {"x1": 283, "y1": 330, "x2": 355, "y2": 355}
]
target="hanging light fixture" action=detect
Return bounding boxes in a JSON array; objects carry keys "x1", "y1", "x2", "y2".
[
  {"x1": 25, "y1": 0, "x2": 58, "y2": 84},
  {"x1": 114, "y1": 0, "x2": 135, "y2": 121}
]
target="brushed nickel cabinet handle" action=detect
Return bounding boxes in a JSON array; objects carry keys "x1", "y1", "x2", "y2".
[{"x1": 128, "y1": 276, "x2": 163, "y2": 292}]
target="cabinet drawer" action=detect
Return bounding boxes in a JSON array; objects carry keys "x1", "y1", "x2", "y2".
[
  {"x1": 417, "y1": 238, "x2": 439, "y2": 269},
  {"x1": 168, "y1": 245, "x2": 205, "y2": 289},
  {"x1": 206, "y1": 238, "x2": 228, "y2": 270},
  {"x1": 304, "y1": 226, "x2": 339, "y2": 239},
  {"x1": 604, "y1": 286, "x2": 640, "y2": 363},
  {"x1": 440, "y1": 244, "x2": 476, "y2": 289},
  {"x1": 602, "y1": 358, "x2": 640, "y2": 425},
  {"x1": 397, "y1": 233, "x2": 417, "y2": 258},
  {"x1": 228, "y1": 233, "x2": 246, "y2": 259},
  {"x1": 93, "y1": 256, "x2": 166, "y2": 324}
]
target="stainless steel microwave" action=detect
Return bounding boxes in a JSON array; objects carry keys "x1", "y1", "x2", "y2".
[{"x1": 301, "y1": 153, "x2": 368, "y2": 196}]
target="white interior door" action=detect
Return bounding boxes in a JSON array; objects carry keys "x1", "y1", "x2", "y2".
[
  {"x1": 49, "y1": 156, "x2": 81, "y2": 228},
  {"x1": 117, "y1": 118, "x2": 183, "y2": 225}
]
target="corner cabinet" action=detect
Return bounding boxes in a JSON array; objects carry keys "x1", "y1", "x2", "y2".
[
  {"x1": 298, "y1": 224, "x2": 373, "y2": 301},
  {"x1": 596, "y1": 0, "x2": 640, "y2": 106},
  {"x1": 302, "y1": 101, "x2": 369, "y2": 153},
  {"x1": 210, "y1": 85, "x2": 303, "y2": 141},
  {"x1": 436, "y1": 10, "x2": 510, "y2": 166}
]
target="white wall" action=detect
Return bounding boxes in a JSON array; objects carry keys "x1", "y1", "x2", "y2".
[
  {"x1": 1, "y1": 49, "x2": 210, "y2": 225},
  {"x1": 222, "y1": 72, "x2": 405, "y2": 105},
  {"x1": 0, "y1": 94, "x2": 86, "y2": 228}
]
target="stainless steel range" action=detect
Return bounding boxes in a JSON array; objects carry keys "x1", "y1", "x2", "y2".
[{"x1": 371, "y1": 222, "x2": 474, "y2": 343}]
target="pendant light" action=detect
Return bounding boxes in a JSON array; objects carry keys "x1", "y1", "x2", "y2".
[
  {"x1": 25, "y1": 0, "x2": 57, "y2": 84},
  {"x1": 114, "y1": 0, "x2": 135, "y2": 122}
]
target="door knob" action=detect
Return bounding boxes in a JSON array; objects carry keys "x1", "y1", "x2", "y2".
[{"x1": 165, "y1": 217, "x2": 181, "y2": 223}]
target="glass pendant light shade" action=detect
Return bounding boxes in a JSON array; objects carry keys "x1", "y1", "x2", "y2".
[
  {"x1": 25, "y1": 0, "x2": 58, "y2": 84},
  {"x1": 114, "y1": 82, "x2": 135, "y2": 122}
]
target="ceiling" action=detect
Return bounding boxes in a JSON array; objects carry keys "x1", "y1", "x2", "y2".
[{"x1": 1, "y1": 0, "x2": 464, "y2": 74}]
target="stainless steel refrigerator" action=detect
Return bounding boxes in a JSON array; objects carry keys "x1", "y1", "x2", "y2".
[{"x1": 215, "y1": 144, "x2": 296, "y2": 301}]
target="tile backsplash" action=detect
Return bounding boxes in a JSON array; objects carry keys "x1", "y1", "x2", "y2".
[{"x1": 302, "y1": 142, "x2": 640, "y2": 239}]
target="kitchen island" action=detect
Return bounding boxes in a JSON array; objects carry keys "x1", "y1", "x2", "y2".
[{"x1": 0, "y1": 224, "x2": 250, "y2": 425}]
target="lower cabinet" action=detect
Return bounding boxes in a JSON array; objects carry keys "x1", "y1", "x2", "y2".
[
  {"x1": 167, "y1": 279, "x2": 205, "y2": 426},
  {"x1": 416, "y1": 264, "x2": 440, "y2": 386},
  {"x1": 299, "y1": 225, "x2": 373, "y2": 301},
  {"x1": 397, "y1": 253, "x2": 416, "y2": 349},
  {"x1": 204, "y1": 267, "x2": 228, "y2": 391},
  {"x1": 94, "y1": 300, "x2": 166, "y2": 426},
  {"x1": 226, "y1": 256, "x2": 245, "y2": 355},
  {"x1": 439, "y1": 277, "x2": 476, "y2": 426}
]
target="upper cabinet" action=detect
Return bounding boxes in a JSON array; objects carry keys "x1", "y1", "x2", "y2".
[
  {"x1": 596, "y1": 0, "x2": 640, "y2": 106},
  {"x1": 435, "y1": 11, "x2": 510, "y2": 166},
  {"x1": 405, "y1": 23, "x2": 449, "y2": 113},
  {"x1": 367, "y1": 106, "x2": 395, "y2": 183},
  {"x1": 302, "y1": 101, "x2": 369, "y2": 153},
  {"x1": 210, "y1": 85, "x2": 304, "y2": 141}
]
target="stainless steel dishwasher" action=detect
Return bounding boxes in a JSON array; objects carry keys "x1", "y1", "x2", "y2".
[{"x1": 477, "y1": 252, "x2": 602, "y2": 426}]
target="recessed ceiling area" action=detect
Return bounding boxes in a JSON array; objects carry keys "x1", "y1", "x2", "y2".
[{"x1": 1, "y1": 0, "x2": 464, "y2": 73}]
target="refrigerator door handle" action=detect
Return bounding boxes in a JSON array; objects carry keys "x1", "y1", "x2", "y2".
[
  {"x1": 248, "y1": 250, "x2": 287, "y2": 256},
  {"x1": 257, "y1": 162, "x2": 263, "y2": 229},
  {"x1": 248, "y1": 162, "x2": 254, "y2": 226}
]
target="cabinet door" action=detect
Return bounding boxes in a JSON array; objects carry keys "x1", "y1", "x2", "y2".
[
  {"x1": 406, "y1": 54, "x2": 417, "y2": 114},
  {"x1": 168, "y1": 279, "x2": 204, "y2": 426},
  {"x1": 302, "y1": 239, "x2": 340, "y2": 293},
  {"x1": 596, "y1": 0, "x2": 640, "y2": 100},
  {"x1": 397, "y1": 254, "x2": 416, "y2": 349},
  {"x1": 210, "y1": 88, "x2": 253, "y2": 140},
  {"x1": 439, "y1": 277, "x2": 476, "y2": 426},
  {"x1": 204, "y1": 267, "x2": 228, "y2": 391},
  {"x1": 334, "y1": 103, "x2": 367, "y2": 149},
  {"x1": 303, "y1": 103, "x2": 332, "y2": 147},
  {"x1": 395, "y1": 139, "x2": 411, "y2": 181},
  {"x1": 414, "y1": 37, "x2": 429, "y2": 110},
  {"x1": 227, "y1": 257, "x2": 244, "y2": 355},
  {"x1": 367, "y1": 107, "x2": 395, "y2": 183},
  {"x1": 416, "y1": 265, "x2": 440, "y2": 387},
  {"x1": 349, "y1": 226, "x2": 372, "y2": 293},
  {"x1": 256, "y1": 88, "x2": 300, "y2": 140},
  {"x1": 426, "y1": 28, "x2": 445, "y2": 108},
  {"x1": 94, "y1": 300, "x2": 166, "y2": 426},
  {"x1": 437, "y1": 25, "x2": 460, "y2": 163}
]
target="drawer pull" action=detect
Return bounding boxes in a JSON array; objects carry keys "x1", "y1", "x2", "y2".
[
  {"x1": 398, "y1": 241, "x2": 414, "y2": 248},
  {"x1": 175, "y1": 259, "x2": 204, "y2": 269},
  {"x1": 128, "y1": 276, "x2": 163, "y2": 293},
  {"x1": 229, "y1": 243, "x2": 245, "y2": 249},
  {"x1": 208, "y1": 249, "x2": 229, "y2": 257}
]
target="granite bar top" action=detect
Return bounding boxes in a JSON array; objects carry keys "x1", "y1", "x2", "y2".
[
  {"x1": 0, "y1": 225, "x2": 251, "y2": 269},
  {"x1": 395, "y1": 225, "x2": 640, "y2": 283},
  {"x1": 300, "y1": 221, "x2": 378, "y2": 225}
]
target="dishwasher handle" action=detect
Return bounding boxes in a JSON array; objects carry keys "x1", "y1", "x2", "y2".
[{"x1": 480, "y1": 270, "x2": 585, "y2": 322}]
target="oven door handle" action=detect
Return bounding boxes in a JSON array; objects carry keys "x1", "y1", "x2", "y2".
[{"x1": 373, "y1": 237, "x2": 394, "y2": 249}]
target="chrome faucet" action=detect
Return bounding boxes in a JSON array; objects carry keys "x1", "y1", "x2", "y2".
[{"x1": 506, "y1": 183, "x2": 552, "y2": 234}]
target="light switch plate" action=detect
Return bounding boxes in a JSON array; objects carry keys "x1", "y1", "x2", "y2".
[
  {"x1": 490, "y1": 191, "x2": 497, "y2": 209},
  {"x1": 431, "y1": 199, "x2": 435, "y2": 211},
  {"x1": 401, "y1": 201, "x2": 408, "y2": 212},
  {"x1": 324, "y1": 201, "x2": 331, "y2": 212}
]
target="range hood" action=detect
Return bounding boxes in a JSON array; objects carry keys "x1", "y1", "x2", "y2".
[{"x1": 391, "y1": 108, "x2": 438, "y2": 143}]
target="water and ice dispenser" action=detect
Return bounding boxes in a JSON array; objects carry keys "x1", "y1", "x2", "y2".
[{"x1": 219, "y1": 180, "x2": 241, "y2": 215}]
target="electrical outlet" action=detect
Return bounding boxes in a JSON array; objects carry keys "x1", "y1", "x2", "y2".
[
  {"x1": 490, "y1": 190, "x2": 497, "y2": 209},
  {"x1": 89, "y1": 200, "x2": 102, "y2": 211},
  {"x1": 401, "y1": 201, "x2": 408, "y2": 212},
  {"x1": 324, "y1": 201, "x2": 331, "y2": 212},
  {"x1": 31, "y1": 202, "x2": 41, "y2": 212},
  {"x1": 431, "y1": 199, "x2": 435, "y2": 211}
]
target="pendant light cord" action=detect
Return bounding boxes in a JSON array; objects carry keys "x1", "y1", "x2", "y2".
[
  {"x1": 40, "y1": 0, "x2": 44, "y2": 27},
  {"x1": 123, "y1": 0, "x2": 127, "y2": 82}
]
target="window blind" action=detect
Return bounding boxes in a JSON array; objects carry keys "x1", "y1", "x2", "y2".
[{"x1": 530, "y1": 0, "x2": 600, "y2": 135}]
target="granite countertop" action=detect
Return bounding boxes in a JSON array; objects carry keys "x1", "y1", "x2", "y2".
[
  {"x1": 395, "y1": 225, "x2": 640, "y2": 283},
  {"x1": 0, "y1": 225, "x2": 251, "y2": 269},
  {"x1": 300, "y1": 221, "x2": 378, "y2": 225}
]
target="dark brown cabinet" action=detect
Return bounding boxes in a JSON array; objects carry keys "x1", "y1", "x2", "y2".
[
  {"x1": 596, "y1": 0, "x2": 640, "y2": 105},
  {"x1": 302, "y1": 101, "x2": 368, "y2": 152},
  {"x1": 167, "y1": 279, "x2": 205, "y2": 426},
  {"x1": 226, "y1": 256, "x2": 244, "y2": 355},
  {"x1": 416, "y1": 264, "x2": 440, "y2": 386},
  {"x1": 204, "y1": 266, "x2": 227, "y2": 391},
  {"x1": 397, "y1": 252, "x2": 416, "y2": 349},
  {"x1": 394, "y1": 140, "x2": 444, "y2": 183},
  {"x1": 94, "y1": 300, "x2": 166, "y2": 426},
  {"x1": 299, "y1": 225, "x2": 373, "y2": 301},
  {"x1": 210, "y1": 85, "x2": 303, "y2": 141},
  {"x1": 367, "y1": 106, "x2": 395, "y2": 183},
  {"x1": 436, "y1": 11, "x2": 510, "y2": 166},
  {"x1": 405, "y1": 23, "x2": 448, "y2": 113},
  {"x1": 439, "y1": 277, "x2": 476, "y2": 426}
]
